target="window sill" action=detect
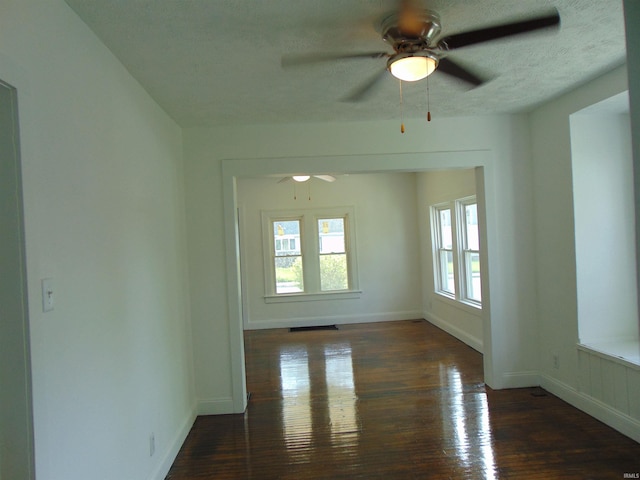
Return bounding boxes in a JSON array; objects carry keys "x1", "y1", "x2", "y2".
[
  {"x1": 577, "y1": 340, "x2": 640, "y2": 370},
  {"x1": 264, "y1": 290, "x2": 362, "y2": 304}
]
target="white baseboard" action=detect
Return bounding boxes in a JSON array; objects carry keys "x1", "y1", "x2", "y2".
[
  {"x1": 540, "y1": 373, "x2": 640, "y2": 443},
  {"x1": 149, "y1": 405, "x2": 197, "y2": 480},
  {"x1": 245, "y1": 310, "x2": 423, "y2": 330},
  {"x1": 197, "y1": 396, "x2": 236, "y2": 415},
  {"x1": 424, "y1": 312, "x2": 483, "y2": 353},
  {"x1": 497, "y1": 371, "x2": 540, "y2": 389}
]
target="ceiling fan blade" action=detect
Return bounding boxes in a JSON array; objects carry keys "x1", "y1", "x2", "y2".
[
  {"x1": 436, "y1": 8, "x2": 560, "y2": 50},
  {"x1": 277, "y1": 177, "x2": 292, "y2": 183},
  {"x1": 437, "y1": 57, "x2": 487, "y2": 87},
  {"x1": 282, "y1": 51, "x2": 389, "y2": 68},
  {"x1": 342, "y1": 67, "x2": 389, "y2": 102},
  {"x1": 313, "y1": 175, "x2": 337, "y2": 182}
]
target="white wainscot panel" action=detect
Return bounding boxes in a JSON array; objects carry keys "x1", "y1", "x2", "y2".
[{"x1": 578, "y1": 345, "x2": 640, "y2": 422}]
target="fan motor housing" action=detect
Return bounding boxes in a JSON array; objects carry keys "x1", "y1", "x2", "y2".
[{"x1": 379, "y1": 10, "x2": 442, "y2": 50}]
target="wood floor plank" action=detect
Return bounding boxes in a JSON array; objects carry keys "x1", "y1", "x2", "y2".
[{"x1": 166, "y1": 320, "x2": 640, "y2": 479}]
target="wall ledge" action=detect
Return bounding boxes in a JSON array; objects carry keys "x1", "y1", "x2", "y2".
[{"x1": 577, "y1": 341, "x2": 640, "y2": 370}]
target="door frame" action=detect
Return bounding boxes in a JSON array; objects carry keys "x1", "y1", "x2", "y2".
[
  {"x1": 222, "y1": 151, "x2": 495, "y2": 413},
  {"x1": 0, "y1": 79, "x2": 35, "y2": 480}
]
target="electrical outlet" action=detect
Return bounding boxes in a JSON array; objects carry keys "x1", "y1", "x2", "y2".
[
  {"x1": 553, "y1": 354, "x2": 559, "y2": 369},
  {"x1": 149, "y1": 433, "x2": 155, "y2": 457}
]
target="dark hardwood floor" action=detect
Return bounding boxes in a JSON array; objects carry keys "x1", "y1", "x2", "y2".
[{"x1": 166, "y1": 320, "x2": 640, "y2": 479}]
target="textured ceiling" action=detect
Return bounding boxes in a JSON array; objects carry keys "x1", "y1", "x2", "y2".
[{"x1": 64, "y1": 0, "x2": 627, "y2": 127}]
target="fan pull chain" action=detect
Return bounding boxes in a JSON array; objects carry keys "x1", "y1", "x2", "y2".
[
  {"x1": 293, "y1": 182, "x2": 297, "y2": 200},
  {"x1": 426, "y1": 74, "x2": 432, "y2": 122},
  {"x1": 307, "y1": 181, "x2": 311, "y2": 201},
  {"x1": 399, "y1": 80, "x2": 405, "y2": 133}
]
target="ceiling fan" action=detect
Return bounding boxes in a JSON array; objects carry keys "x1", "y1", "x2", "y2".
[
  {"x1": 282, "y1": 1, "x2": 560, "y2": 102},
  {"x1": 278, "y1": 174, "x2": 337, "y2": 183}
]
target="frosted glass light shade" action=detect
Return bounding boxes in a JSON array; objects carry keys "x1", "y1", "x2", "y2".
[
  {"x1": 389, "y1": 55, "x2": 437, "y2": 82},
  {"x1": 292, "y1": 175, "x2": 311, "y2": 182}
]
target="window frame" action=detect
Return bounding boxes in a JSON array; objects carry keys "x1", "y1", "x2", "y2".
[
  {"x1": 431, "y1": 196, "x2": 482, "y2": 309},
  {"x1": 262, "y1": 207, "x2": 360, "y2": 303},
  {"x1": 431, "y1": 204, "x2": 456, "y2": 298},
  {"x1": 457, "y1": 197, "x2": 482, "y2": 307}
]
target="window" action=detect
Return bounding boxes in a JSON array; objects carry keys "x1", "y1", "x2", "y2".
[
  {"x1": 431, "y1": 196, "x2": 482, "y2": 307},
  {"x1": 433, "y1": 206, "x2": 455, "y2": 295},
  {"x1": 263, "y1": 207, "x2": 359, "y2": 301},
  {"x1": 318, "y1": 218, "x2": 348, "y2": 291},
  {"x1": 460, "y1": 200, "x2": 481, "y2": 303}
]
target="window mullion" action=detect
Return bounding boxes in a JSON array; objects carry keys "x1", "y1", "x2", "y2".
[{"x1": 304, "y1": 214, "x2": 320, "y2": 292}]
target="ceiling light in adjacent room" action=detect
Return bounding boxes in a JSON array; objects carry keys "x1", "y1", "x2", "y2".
[{"x1": 292, "y1": 175, "x2": 311, "y2": 182}]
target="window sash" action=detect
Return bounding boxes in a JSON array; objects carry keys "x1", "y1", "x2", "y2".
[
  {"x1": 319, "y1": 252, "x2": 349, "y2": 291},
  {"x1": 438, "y1": 248, "x2": 455, "y2": 295},
  {"x1": 462, "y1": 249, "x2": 481, "y2": 303}
]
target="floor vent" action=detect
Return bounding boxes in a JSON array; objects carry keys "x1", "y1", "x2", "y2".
[
  {"x1": 290, "y1": 325, "x2": 338, "y2": 332},
  {"x1": 530, "y1": 387, "x2": 548, "y2": 397}
]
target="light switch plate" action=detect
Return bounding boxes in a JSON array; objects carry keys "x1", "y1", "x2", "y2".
[{"x1": 42, "y1": 278, "x2": 54, "y2": 312}]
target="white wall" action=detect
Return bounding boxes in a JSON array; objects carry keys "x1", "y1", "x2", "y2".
[
  {"x1": 0, "y1": 1, "x2": 195, "y2": 478},
  {"x1": 571, "y1": 108, "x2": 638, "y2": 344},
  {"x1": 184, "y1": 113, "x2": 538, "y2": 414},
  {"x1": 625, "y1": 0, "x2": 640, "y2": 291},
  {"x1": 417, "y1": 169, "x2": 483, "y2": 352},
  {"x1": 531, "y1": 65, "x2": 640, "y2": 441},
  {"x1": 237, "y1": 173, "x2": 422, "y2": 329},
  {"x1": 531, "y1": 65, "x2": 628, "y2": 379}
]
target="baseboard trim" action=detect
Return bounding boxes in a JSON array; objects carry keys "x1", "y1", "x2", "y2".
[
  {"x1": 540, "y1": 373, "x2": 640, "y2": 443},
  {"x1": 149, "y1": 405, "x2": 197, "y2": 480},
  {"x1": 245, "y1": 311, "x2": 423, "y2": 330},
  {"x1": 497, "y1": 371, "x2": 540, "y2": 389},
  {"x1": 424, "y1": 312, "x2": 483, "y2": 353},
  {"x1": 197, "y1": 396, "x2": 235, "y2": 415}
]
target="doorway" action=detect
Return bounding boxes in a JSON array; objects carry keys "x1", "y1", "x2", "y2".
[
  {"x1": 0, "y1": 80, "x2": 35, "y2": 479},
  {"x1": 222, "y1": 151, "x2": 494, "y2": 413}
]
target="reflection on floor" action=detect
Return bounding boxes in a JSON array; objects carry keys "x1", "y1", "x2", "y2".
[{"x1": 167, "y1": 320, "x2": 640, "y2": 479}]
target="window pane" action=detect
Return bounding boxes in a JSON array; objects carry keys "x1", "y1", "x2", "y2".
[
  {"x1": 465, "y1": 204, "x2": 479, "y2": 250},
  {"x1": 318, "y1": 218, "x2": 345, "y2": 253},
  {"x1": 275, "y1": 256, "x2": 303, "y2": 293},
  {"x1": 320, "y1": 254, "x2": 348, "y2": 291},
  {"x1": 274, "y1": 220, "x2": 301, "y2": 256},
  {"x1": 465, "y1": 252, "x2": 481, "y2": 302},
  {"x1": 439, "y1": 209, "x2": 453, "y2": 249},
  {"x1": 440, "y1": 249, "x2": 455, "y2": 294}
]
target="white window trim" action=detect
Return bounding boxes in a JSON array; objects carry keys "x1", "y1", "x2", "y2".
[
  {"x1": 431, "y1": 196, "x2": 482, "y2": 309},
  {"x1": 262, "y1": 206, "x2": 360, "y2": 302}
]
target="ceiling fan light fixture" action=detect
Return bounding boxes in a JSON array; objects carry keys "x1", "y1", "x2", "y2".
[
  {"x1": 388, "y1": 53, "x2": 437, "y2": 82},
  {"x1": 292, "y1": 175, "x2": 311, "y2": 182}
]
